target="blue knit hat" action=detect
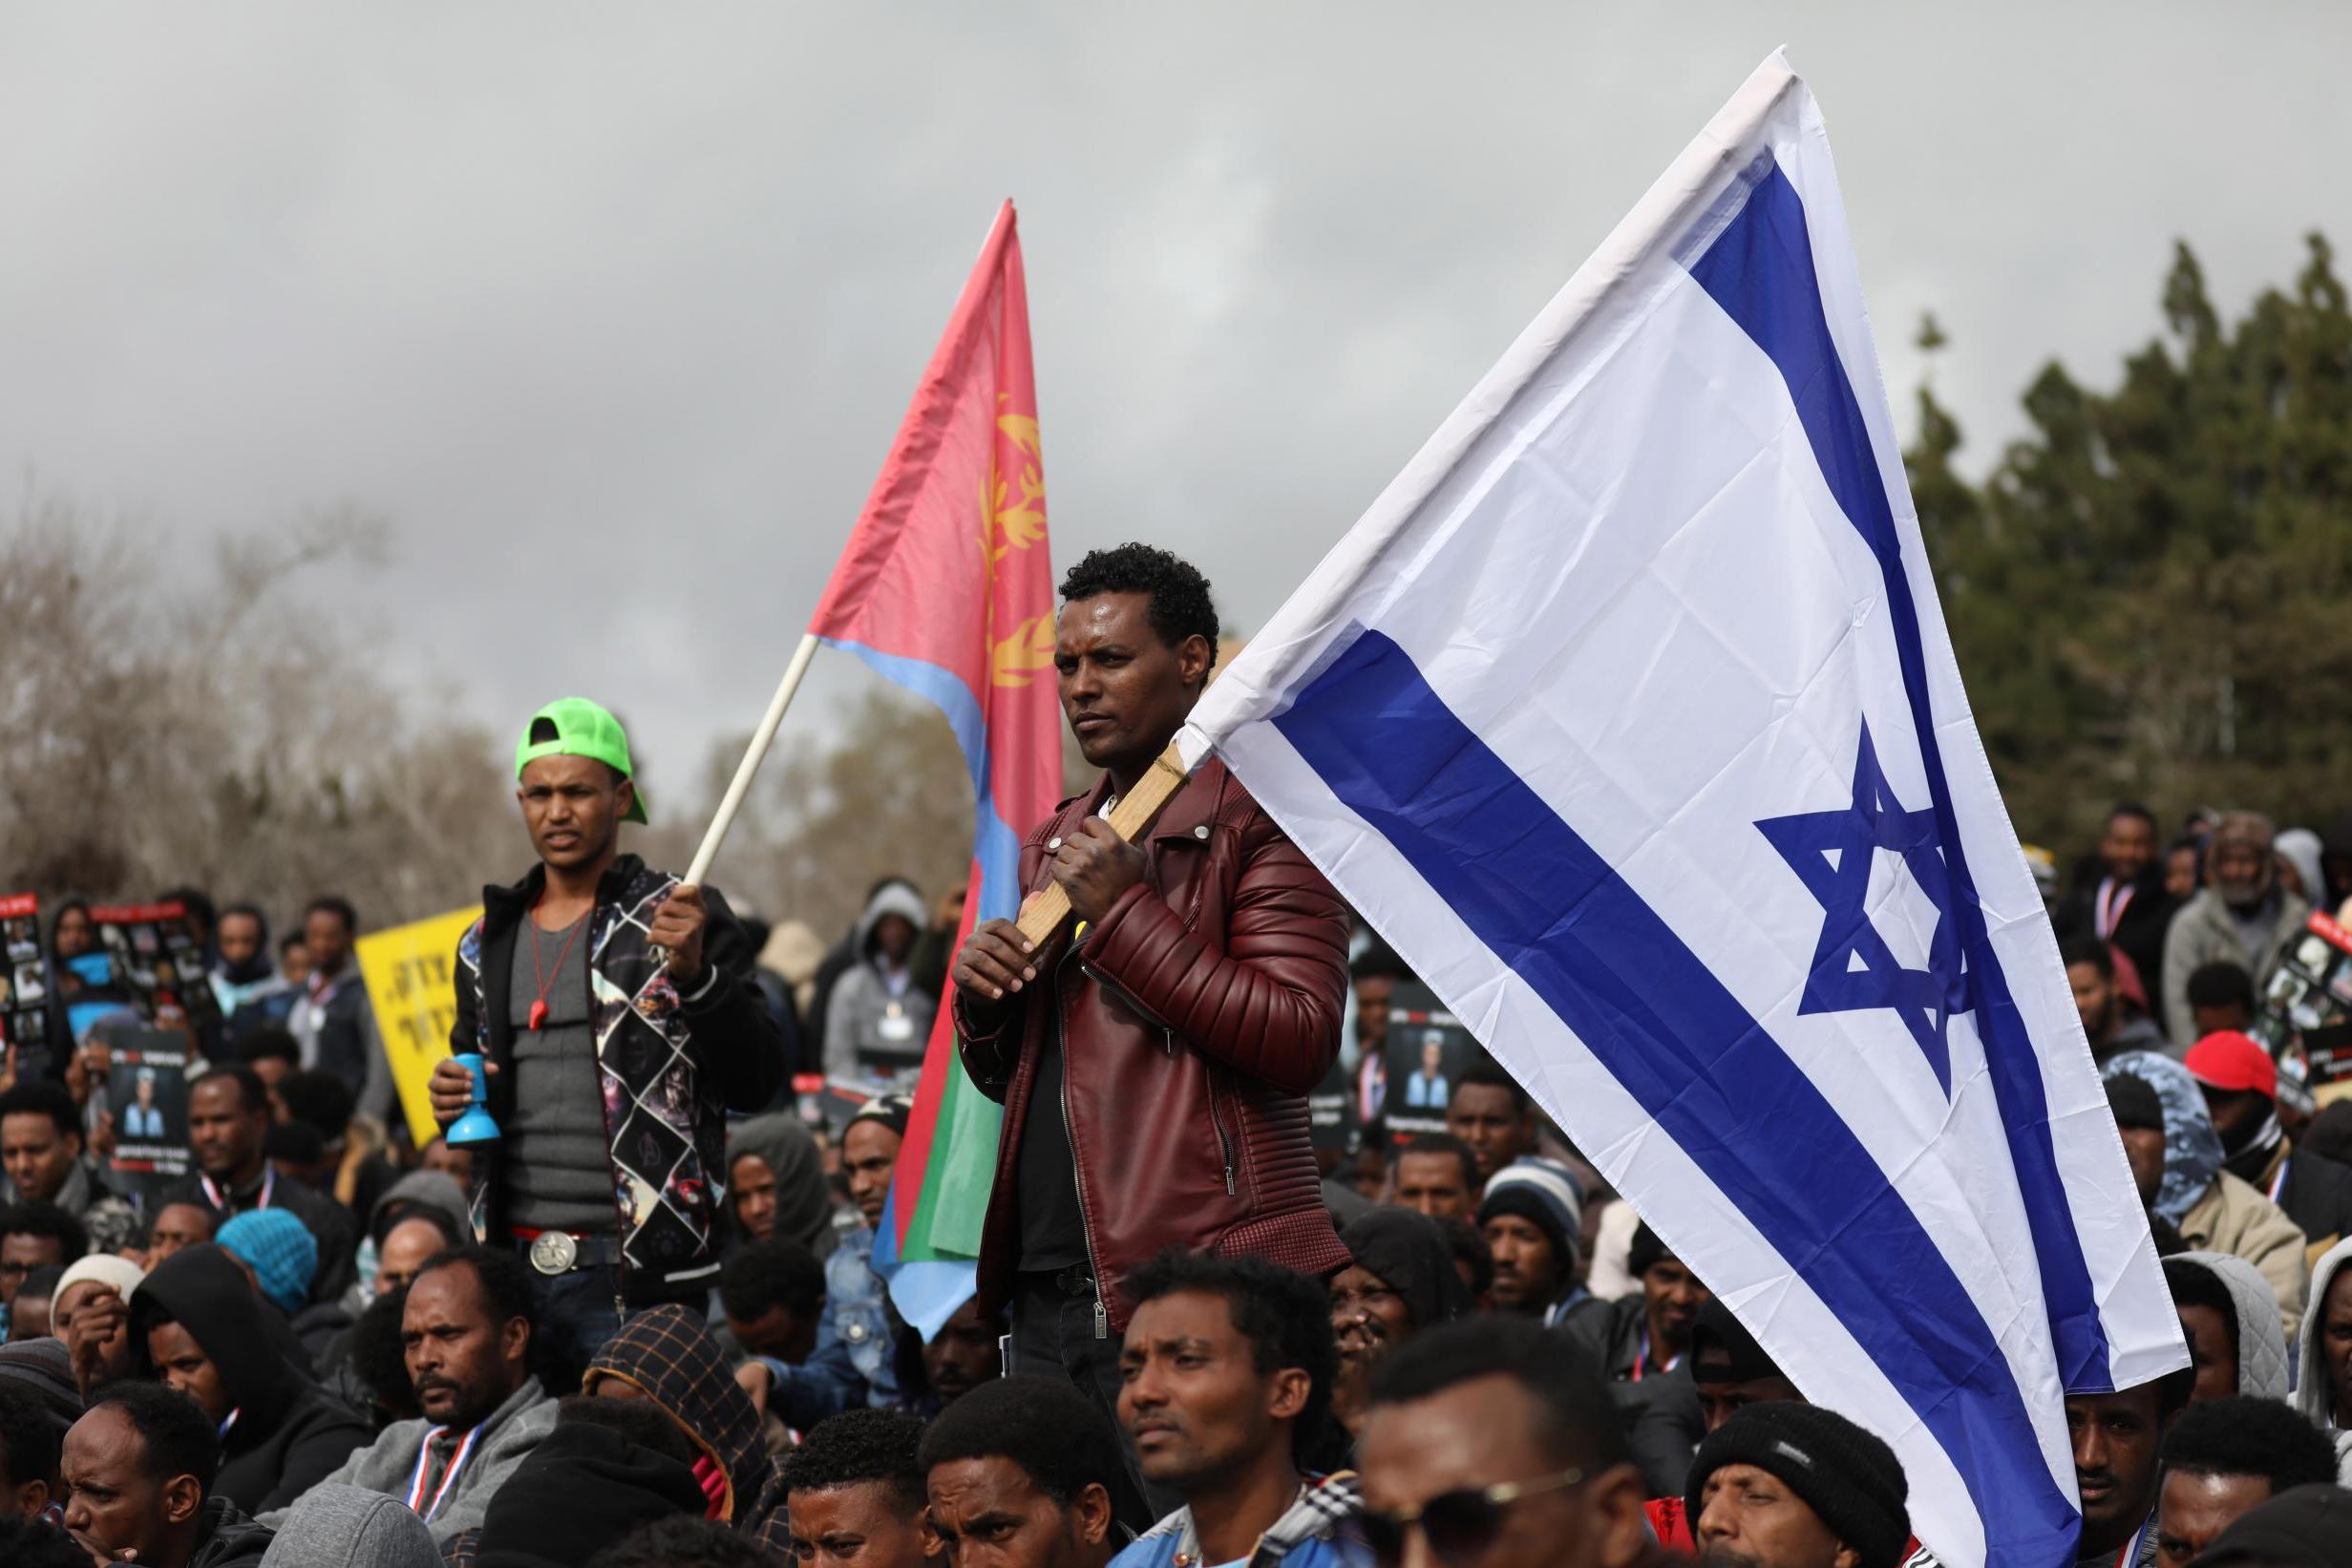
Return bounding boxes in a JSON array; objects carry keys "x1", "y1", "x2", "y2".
[
  {"x1": 1475, "y1": 1157, "x2": 1586, "y2": 1264},
  {"x1": 216, "y1": 1209, "x2": 318, "y2": 1315}
]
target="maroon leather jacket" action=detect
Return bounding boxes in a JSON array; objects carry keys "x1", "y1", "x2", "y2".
[{"x1": 954, "y1": 756, "x2": 1353, "y2": 1329}]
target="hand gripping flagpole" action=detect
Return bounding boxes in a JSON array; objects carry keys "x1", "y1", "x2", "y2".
[
  {"x1": 646, "y1": 631, "x2": 822, "y2": 970},
  {"x1": 1011, "y1": 740, "x2": 1193, "y2": 946}
]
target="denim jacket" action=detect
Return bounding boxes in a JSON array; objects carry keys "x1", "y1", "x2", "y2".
[{"x1": 762, "y1": 1221, "x2": 901, "y2": 1428}]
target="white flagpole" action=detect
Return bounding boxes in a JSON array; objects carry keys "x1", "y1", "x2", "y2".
[{"x1": 680, "y1": 631, "x2": 821, "y2": 887}]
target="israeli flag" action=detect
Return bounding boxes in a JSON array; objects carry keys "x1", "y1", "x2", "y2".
[{"x1": 1180, "y1": 53, "x2": 2182, "y2": 1568}]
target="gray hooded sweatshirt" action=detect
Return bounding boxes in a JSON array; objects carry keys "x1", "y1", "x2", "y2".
[
  {"x1": 820, "y1": 880, "x2": 936, "y2": 1081},
  {"x1": 257, "y1": 1375, "x2": 555, "y2": 1543},
  {"x1": 2172, "y1": 1250, "x2": 2292, "y2": 1399},
  {"x1": 260, "y1": 1484, "x2": 440, "y2": 1568},
  {"x1": 2294, "y1": 1236, "x2": 2352, "y2": 1484}
]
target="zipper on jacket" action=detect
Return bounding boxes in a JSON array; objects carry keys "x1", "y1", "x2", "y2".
[
  {"x1": 1205, "y1": 1060, "x2": 1237, "y2": 1196},
  {"x1": 1053, "y1": 943, "x2": 1109, "y2": 1339}
]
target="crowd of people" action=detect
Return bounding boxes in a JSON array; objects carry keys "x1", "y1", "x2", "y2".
[{"x1": 0, "y1": 543, "x2": 2348, "y2": 1568}]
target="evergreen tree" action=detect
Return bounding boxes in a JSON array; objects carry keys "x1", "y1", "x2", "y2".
[{"x1": 1906, "y1": 235, "x2": 2352, "y2": 858}]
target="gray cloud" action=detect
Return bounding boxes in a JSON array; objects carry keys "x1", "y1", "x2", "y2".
[{"x1": 3, "y1": 4, "x2": 2345, "y2": 812}]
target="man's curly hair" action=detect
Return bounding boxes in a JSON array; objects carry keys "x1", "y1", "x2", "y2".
[
  {"x1": 779, "y1": 1408, "x2": 929, "y2": 1516},
  {"x1": 1059, "y1": 543, "x2": 1219, "y2": 678}
]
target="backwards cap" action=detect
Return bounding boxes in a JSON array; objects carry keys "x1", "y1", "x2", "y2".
[{"x1": 516, "y1": 698, "x2": 648, "y2": 824}]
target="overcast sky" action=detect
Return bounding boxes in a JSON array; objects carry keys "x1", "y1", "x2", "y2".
[{"x1": 4, "y1": 5, "x2": 2346, "y2": 805}]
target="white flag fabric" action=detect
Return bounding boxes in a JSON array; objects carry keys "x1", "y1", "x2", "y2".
[{"x1": 1180, "y1": 52, "x2": 2183, "y2": 1568}]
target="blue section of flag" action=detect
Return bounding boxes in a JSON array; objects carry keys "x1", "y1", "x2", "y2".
[
  {"x1": 1683, "y1": 158, "x2": 2108, "y2": 1390},
  {"x1": 818, "y1": 637, "x2": 1024, "y2": 921},
  {"x1": 1274, "y1": 627, "x2": 2080, "y2": 1564},
  {"x1": 819, "y1": 638, "x2": 996, "y2": 1336}
]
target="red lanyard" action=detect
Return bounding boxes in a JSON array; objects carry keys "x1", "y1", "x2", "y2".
[
  {"x1": 405, "y1": 1422, "x2": 486, "y2": 1521},
  {"x1": 2095, "y1": 879, "x2": 2135, "y2": 939},
  {"x1": 527, "y1": 901, "x2": 587, "y2": 1032},
  {"x1": 1630, "y1": 1328, "x2": 1681, "y2": 1382},
  {"x1": 201, "y1": 1166, "x2": 273, "y2": 1213}
]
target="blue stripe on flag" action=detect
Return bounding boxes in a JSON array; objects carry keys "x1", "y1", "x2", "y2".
[
  {"x1": 818, "y1": 637, "x2": 1025, "y2": 920},
  {"x1": 1683, "y1": 159, "x2": 2109, "y2": 1390},
  {"x1": 1274, "y1": 629, "x2": 2078, "y2": 1565}
]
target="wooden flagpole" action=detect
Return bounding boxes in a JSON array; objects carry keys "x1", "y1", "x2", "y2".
[
  {"x1": 681, "y1": 632, "x2": 821, "y2": 888},
  {"x1": 1013, "y1": 740, "x2": 1193, "y2": 946}
]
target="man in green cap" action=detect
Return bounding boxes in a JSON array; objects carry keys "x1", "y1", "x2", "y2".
[{"x1": 426, "y1": 698, "x2": 786, "y2": 1377}]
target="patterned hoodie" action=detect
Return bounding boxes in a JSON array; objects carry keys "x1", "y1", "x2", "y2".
[
  {"x1": 584, "y1": 1303, "x2": 793, "y2": 1557},
  {"x1": 455, "y1": 855, "x2": 785, "y2": 1306}
]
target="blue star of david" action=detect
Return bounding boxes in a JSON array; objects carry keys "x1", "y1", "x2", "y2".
[{"x1": 1755, "y1": 722, "x2": 1970, "y2": 1094}]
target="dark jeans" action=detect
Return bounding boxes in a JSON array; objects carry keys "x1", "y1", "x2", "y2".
[
  {"x1": 1009, "y1": 1273, "x2": 1176, "y2": 1534},
  {"x1": 519, "y1": 1252, "x2": 625, "y2": 1390}
]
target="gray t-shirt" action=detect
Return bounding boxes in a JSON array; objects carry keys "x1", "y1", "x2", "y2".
[{"x1": 505, "y1": 914, "x2": 614, "y2": 1234}]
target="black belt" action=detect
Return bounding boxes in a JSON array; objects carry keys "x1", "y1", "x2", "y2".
[{"x1": 510, "y1": 1228, "x2": 622, "y2": 1276}]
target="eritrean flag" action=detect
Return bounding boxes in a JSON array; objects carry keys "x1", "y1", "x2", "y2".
[{"x1": 807, "y1": 201, "x2": 1061, "y2": 1338}]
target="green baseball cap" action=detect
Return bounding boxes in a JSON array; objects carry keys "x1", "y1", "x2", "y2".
[{"x1": 515, "y1": 697, "x2": 649, "y2": 824}]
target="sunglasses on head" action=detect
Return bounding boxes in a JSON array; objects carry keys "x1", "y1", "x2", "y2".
[{"x1": 1350, "y1": 1468, "x2": 1584, "y2": 1568}]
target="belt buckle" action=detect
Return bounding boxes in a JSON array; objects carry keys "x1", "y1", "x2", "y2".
[{"x1": 528, "y1": 1231, "x2": 580, "y2": 1276}]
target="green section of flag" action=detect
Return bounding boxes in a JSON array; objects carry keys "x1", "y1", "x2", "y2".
[{"x1": 901, "y1": 1060, "x2": 1003, "y2": 1262}]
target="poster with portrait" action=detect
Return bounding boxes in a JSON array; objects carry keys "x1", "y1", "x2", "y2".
[
  {"x1": 105, "y1": 1028, "x2": 194, "y2": 1203},
  {"x1": 2259, "y1": 909, "x2": 2352, "y2": 1104},
  {"x1": 88, "y1": 901, "x2": 222, "y2": 1044},
  {"x1": 0, "y1": 893, "x2": 53, "y2": 1080},
  {"x1": 1382, "y1": 980, "x2": 1489, "y2": 1135}
]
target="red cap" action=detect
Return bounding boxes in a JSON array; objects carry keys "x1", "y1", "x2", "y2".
[{"x1": 2184, "y1": 1030, "x2": 2278, "y2": 1101}]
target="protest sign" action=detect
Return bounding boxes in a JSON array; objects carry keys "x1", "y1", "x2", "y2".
[
  {"x1": 0, "y1": 893, "x2": 53, "y2": 1079},
  {"x1": 87, "y1": 901, "x2": 222, "y2": 1045},
  {"x1": 355, "y1": 906, "x2": 481, "y2": 1147},
  {"x1": 1381, "y1": 980, "x2": 1486, "y2": 1135},
  {"x1": 105, "y1": 1028, "x2": 194, "y2": 1203},
  {"x1": 2258, "y1": 909, "x2": 2352, "y2": 1105}
]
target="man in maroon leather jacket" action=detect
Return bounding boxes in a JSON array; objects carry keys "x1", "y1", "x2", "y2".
[{"x1": 953, "y1": 544, "x2": 1352, "y2": 1525}]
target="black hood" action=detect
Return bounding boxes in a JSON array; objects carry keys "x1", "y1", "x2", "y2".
[
  {"x1": 474, "y1": 1418, "x2": 708, "y2": 1568},
  {"x1": 1339, "y1": 1207, "x2": 1471, "y2": 1329},
  {"x1": 131, "y1": 1243, "x2": 307, "y2": 1429}
]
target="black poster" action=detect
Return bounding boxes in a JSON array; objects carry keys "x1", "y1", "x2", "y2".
[
  {"x1": 0, "y1": 893, "x2": 53, "y2": 1080},
  {"x1": 1382, "y1": 981, "x2": 1488, "y2": 1135},
  {"x1": 105, "y1": 1028, "x2": 194, "y2": 1203}
]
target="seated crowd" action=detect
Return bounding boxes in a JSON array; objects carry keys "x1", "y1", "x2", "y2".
[{"x1": 2, "y1": 797, "x2": 2352, "y2": 1568}]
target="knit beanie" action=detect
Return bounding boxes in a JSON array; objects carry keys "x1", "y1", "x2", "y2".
[
  {"x1": 1687, "y1": 1296, "x2": 1781, "y2": 1384},
  {"x1": 217, "y1": 1209, "x2": 319, "y2": 1316},
  {"x1": 1475, "y1": 1158, "x2": 1585, "y2": 1264},
  {"x1": 55, "y1": 1254, "x2": 145, "y2": 1306},
  {"x1": 0, "y1": 1338, "x2": 82, "y2": 1434},
  {"x1": 1627, "y1": 1220, "x2": 1671, "y2": 1280},
  {"x1": 847, "y1": 1092, "x2": 916, "y2": 1140},
  {"x1": 2106, "y1": 1073, "x2": 2165, "y2": 1132},
  {"x1": 1685, "y1": 1403, "x2": 1910, "y2": 1568}
]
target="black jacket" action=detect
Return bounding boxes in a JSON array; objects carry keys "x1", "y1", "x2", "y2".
[
  {"x1": 132, "y1": 1244, "x2": 371, "y2": 1515},
  {"x1": 1563, "y1": 1291, "x2": 1650, "y2": 1381},
  {"x1": 456, "y1": 855, "x2": 785, "y2": 1306},
  {"x1": 2052, "y1": 867, "x2": 2179, "y2": 1008},
  {"x1": 2233, "y1": 1138, "x2": 2352, "y2": 1260},
  {"x1": 188, "y1": 1496, "x2": 275, "y2": 1568},
  {"x1": 159, "y1": 1164, "x2": 358, "y2": 1306}
]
